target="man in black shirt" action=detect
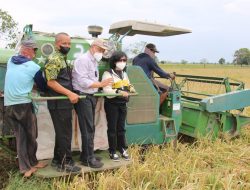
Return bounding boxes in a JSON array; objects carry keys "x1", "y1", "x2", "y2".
[{"x1": 133, "y1": 43, "x2": 175, "y2": 104}]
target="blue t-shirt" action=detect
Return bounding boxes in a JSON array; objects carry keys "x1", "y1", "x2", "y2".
[{"x1": 4, "y1": 57, "x2": 40, "y2": 106}]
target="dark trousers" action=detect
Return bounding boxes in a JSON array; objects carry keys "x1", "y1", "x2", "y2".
[
  {"x1": 5, "y1": 103, "x2": 38, "y2": 173},
  {"x1": 104, "y1": 101, "x2": 128, "y2": 153},
  {"x1": 49, "y1": 109, "x2": 73, "y2": 165},
  {"x1": 74, "y1": 95, "x2": 97, "y2": 162}
]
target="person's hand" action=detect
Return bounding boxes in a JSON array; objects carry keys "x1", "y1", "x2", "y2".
[
  {"x1": 128, "y1": 84, "x2": 136, "y2": 93},
  {"x1": 120, "y1": 91, "x2": 129, "y2": 97},
  {"x1": 68, "y1": 92, "x2": 79, "y2": 104},
  {"x1": 101, "y1": 78, "x2": 113, "y2": 87},
  {"x1": 169, "y1": 73, "x2": 175, "y2": 80}
]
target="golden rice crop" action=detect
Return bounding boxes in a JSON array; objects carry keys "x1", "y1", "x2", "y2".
[{"x1": 57, "y1": 127, "x2": 250, "y2": 190}]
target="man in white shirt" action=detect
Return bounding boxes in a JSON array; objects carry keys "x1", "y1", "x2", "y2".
[{"x1": 72, "y1": 39, "x2": 112, "y2": 168}]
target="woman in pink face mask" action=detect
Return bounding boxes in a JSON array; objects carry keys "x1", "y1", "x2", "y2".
[{"x1": 102, "y1": 51, "x2": 135, "y2": 162}]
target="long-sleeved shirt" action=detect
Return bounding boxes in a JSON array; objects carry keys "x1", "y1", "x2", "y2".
[
  {"x1": 133, "y1": 53, "x2": 170, "y2": 79},
  {"x1": 102, "y1": 69, "x2": 130, "y2": 103},
  {"x1": 72, "y1": 51, "x2": 99, "y2": 94},
  {"x1": 102, "y1": 69, "x2": 130, "y2": 98}
]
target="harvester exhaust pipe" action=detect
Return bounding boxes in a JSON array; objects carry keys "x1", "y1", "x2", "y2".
[{"x1": 88, "y1": 25, "x2": 103, "y2": 38}]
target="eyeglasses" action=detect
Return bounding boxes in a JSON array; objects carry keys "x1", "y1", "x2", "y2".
[{"x1": 119, "y1": 59, "x2": 127, "y2": 62}]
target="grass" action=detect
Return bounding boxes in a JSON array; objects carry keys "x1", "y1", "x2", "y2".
[
  {"x1": 6, "y1": 128, "x2": 249, "y2": 190},
  {"x1": 4, "y1": 64, "x2": 250, "y2": 190}
]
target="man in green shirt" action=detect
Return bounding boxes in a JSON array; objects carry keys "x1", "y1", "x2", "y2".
[{"x1": 45, "y1": 32, "x2": 81, "y2": 173}]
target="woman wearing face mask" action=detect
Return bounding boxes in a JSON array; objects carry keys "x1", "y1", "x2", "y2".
[{"x1": 102, "y1": 51, "x2": 135, "y2": 161}]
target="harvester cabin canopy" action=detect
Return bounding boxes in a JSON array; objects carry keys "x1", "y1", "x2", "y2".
[{"x1": 109, "y1": 20, "x2": 192, "y2": 37}]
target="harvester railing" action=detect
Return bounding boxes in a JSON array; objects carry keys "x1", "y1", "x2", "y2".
[{"x1": 175, "y1": 74, "x2": 244, "y2": 92}]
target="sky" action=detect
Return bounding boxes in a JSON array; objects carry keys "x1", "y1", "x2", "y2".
[{"x1": 1, "y1": 0, "x2": 250, "y2": 63}]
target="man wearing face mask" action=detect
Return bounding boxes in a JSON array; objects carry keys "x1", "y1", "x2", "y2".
[
  {"x1": 45, "y1": 32, "x2": 81, "y2": 173},
  {"x1": 72, "y1": 38, "x2": 113, "y2": 168},
  {"x1": 133, "y1": 43, "x2": 175, "y2": 105}
]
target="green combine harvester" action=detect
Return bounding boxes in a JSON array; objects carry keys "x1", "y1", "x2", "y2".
[{"x1": 0, "y1": 20, "x2": 249, "y2": 176}]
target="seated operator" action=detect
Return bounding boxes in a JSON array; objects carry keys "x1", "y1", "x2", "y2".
[{"x1": 133, "y1": 43, "x2": 175, "y2": 105}]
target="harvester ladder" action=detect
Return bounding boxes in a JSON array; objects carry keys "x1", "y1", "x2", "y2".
[{"x1": 159, "y1": 115, "x2": 177, "y2": 139}]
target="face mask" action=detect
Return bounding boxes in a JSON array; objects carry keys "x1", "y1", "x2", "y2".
[
  {"x1": 59, "y1": 46, "x2": 70, "y2": 55},
  {"x1": 93, "y1": 52, "x2": 103, "y2": 62},
  {"x1": 116, "y1": 61, "x2": 126, "y2": 70}
]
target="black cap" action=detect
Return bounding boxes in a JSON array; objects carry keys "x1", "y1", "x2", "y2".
[{"x1": 146, "y1": 43, "x2": 159, "y2": 53}]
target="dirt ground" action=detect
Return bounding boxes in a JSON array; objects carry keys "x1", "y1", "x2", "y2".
[{"x1": 0, "y1": 148, "x2": 17, "y2": 189}]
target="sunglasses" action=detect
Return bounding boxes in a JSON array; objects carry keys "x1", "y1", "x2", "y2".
[{"x1": 119, "y1": 58, "x2": 127, "y2": 62}]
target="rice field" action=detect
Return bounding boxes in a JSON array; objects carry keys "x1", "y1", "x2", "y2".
[
  {"x1": 162, "y1": 64, "x2": 250, "y2": 116},
  {"x1": 4, "y1": 64, "x2": 250, "y2": 190}
]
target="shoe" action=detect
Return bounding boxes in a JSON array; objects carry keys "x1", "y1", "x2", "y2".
[
  {"x1": 81, "y1": 158, "x2": 104, "y2": 168},
  {"x1": 51, "y1": 159, "x2": 59, "y2": 167},
  {"x1": 57, "y1": 163, "x2": 81, "y2": 173},
  {"x1": 80, "y1": 156, "x2": 101, "y2": 163},
  {"x1": 109, "y1": 152, "x2": 120, "y2": 162},
  {"x1": 66, "y1": 159, "x2": 75, "y2": 166},
  {"x1": 94, "y1": 156, "x2": 102, "y2": 161},
  {"x1": 120, "y1": 149, "x2": 130, "y2": 161}
]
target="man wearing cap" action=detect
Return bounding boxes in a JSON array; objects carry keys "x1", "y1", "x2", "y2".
[
  {"x1": 133, "y1": 43, "x2": 175, "y2": 104},
  {"x1": 45, "y1": 32, "x2": 81, "y2": 173},
  {"x1": 72, "y1": 38, "x2": 113, "y2": 168},
  {"x1": 4, "y1": 38, "x2": 47, "y2": 177}
]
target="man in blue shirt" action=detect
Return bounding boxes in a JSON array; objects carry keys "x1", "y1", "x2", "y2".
[
  {"x1": 133, "y1": 43, "x2": 175, "y2": 104},
  {"x1": 4, "y1": 39, "x2": 47, "y2": 177}
]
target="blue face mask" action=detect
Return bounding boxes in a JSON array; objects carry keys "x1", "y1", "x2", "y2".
[{"x1": 59, "y1": 46, "x2": 70, "y2": 55}]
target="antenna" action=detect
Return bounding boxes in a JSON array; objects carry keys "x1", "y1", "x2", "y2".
[{"x1": 88, "y1": 25, "x2": 103, "y2": 38}]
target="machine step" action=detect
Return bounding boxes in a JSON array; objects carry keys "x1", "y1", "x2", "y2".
[
  {"x1": 159, "y1": 115, "x2": 173, "y2": 121},
  {"x1": 159, "y1": 115, "x2": 177, "y2": 139}
]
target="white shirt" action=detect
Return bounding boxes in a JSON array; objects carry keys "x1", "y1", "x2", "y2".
[{"x1": 72, "y1": 51, "x2": 99, "y2": 94}]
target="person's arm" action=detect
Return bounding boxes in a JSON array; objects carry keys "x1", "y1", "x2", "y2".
[
  {"x1": 124, "y1": 72, "x2": 136, "y2": 93},
  {"x1": 73, "y1": 58, "x2": 113, "y2": 89},
  {"x1": 89, "y1": 79, "x2": 113, "y2": 88},
  {"x1": 150, "y1": 59, "x2": 170, "y2": 79},
  {"x1": 102, "y1": 71, "x2": 128, "y2": 97},
  {"x1": 47, "y1": 80, "x2": 79, "y2": 104},
  {"x1": 102, "y1": 71, "x2": 116, "y2": 94},
  {"x1": 34, "y1": 70, "x2": 47, "y2": 92}
]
